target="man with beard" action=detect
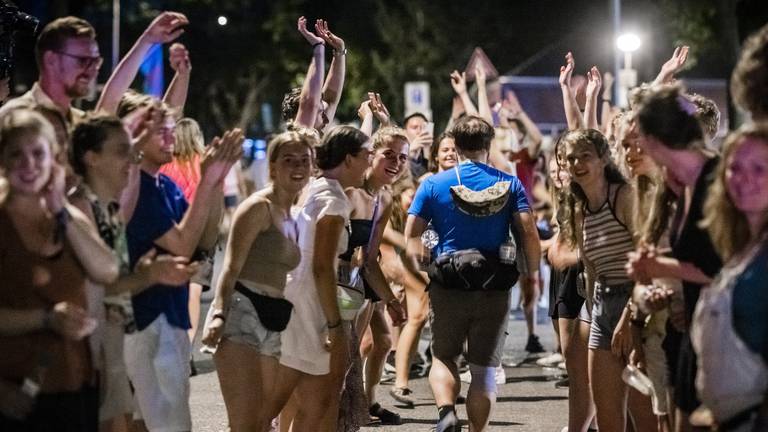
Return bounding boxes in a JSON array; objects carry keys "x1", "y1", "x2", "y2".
[{"x1": 0, "y1": 17, "x2": 101, "y2": 149}]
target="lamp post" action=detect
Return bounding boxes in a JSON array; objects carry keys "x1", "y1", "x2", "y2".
[{"x1": 616, "y1": 32, "x2": 640, "y2": 108}]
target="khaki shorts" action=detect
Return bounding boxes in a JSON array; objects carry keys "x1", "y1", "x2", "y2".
[{"x1": 428, "y1": 283, "x2": 510, "y2": 367}]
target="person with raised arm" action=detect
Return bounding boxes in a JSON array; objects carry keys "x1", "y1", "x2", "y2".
[
  {"x1": 163, "y1": 42, "x2": 191, "y2": 115},
  {"x1": 282, "y1": 18, "x2": 346, "y2": 133},
  {"x1": 405, "y1": 116, "x2": 540, "y2": 432},
  {"x1": 118, "y1": 91, "x2": 243, "y2": 432},
  {"x1": 654, "y1": 46, "x2": 689, "y2": 86},
  {"x1": 403, "y1": 111, "x2": 434, "y2": 179},
  {"x1": 584, "y1": 66, "x2": 602, "y2": 130},
  {"x1": 68, "y1": 113, "x2": 197, "y2": 432}
]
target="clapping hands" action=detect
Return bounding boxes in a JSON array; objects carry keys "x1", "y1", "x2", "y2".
[
  {"x1": 201, "y1": 129, "x2": 245, "y2": 186},
  {"x1": 315, "y1": 19, "x2": 344, "y2": 51},
  {"x1": 297, "y1": 16, "x2": 324, "y2": 46},
  {"x1": 559, "y1": 52, "x2": 575, "y2": 88}
]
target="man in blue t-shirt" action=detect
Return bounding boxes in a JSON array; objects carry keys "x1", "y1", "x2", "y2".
[
  {"x1": 405, "y1": 116, "x2": 541, "y2": 432},
  {"x1": 121, "y1": 96, "x2": 243, "y2": 432}
]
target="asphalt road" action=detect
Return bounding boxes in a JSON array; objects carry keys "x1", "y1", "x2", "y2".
[{"x1": 189, "y1": 292, "x2": 568, "y2": 432}]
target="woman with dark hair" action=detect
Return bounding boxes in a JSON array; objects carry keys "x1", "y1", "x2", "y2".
[
  {"x1": 629, "y1": 83, "x2": 722, "y2": 432},
  {"x1": 558, "y1": 128, "x2": 655, "y2": 431},
  {"x1": 201, "y1": 131, "x2": 314, "y2": 431},
  {"x1": 692, "y1": 125, "x2": 768, "y2": 431},
  {"x1": 69, "y1": 113, "x2": 196, "y2": 432},
  {"x1": 264, "y1": 126, "x2": 371, "y2": 432},
  {"x1": 418, "y1": 132, "x2": 457, "y2": 183}
]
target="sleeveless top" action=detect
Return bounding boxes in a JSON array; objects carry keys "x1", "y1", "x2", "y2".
[
  {"x1": 582, "y1": 184, "x2": 634, "y2": 286},
  {"x1": 237, "y1": 202, "x2": 301, "y2": 297},
  {"x1": 0, "y1": 209, "x2": 92, "y2": 393}
]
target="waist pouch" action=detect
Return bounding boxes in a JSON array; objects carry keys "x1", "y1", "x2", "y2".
[
  {"x1": 235, "y1": 282, "x2": 293, "y2": 332},
  {"x1": 429, "y1": 248, "x2": 519, "y2": 291}
]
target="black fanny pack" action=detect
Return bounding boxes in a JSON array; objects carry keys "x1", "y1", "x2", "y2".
[
  {"x1": 235, "y1": 282, "x2": 293, "y2": 332},
  {"x1": 429, "y1": 248, "x2": 519, "y2": 292}
]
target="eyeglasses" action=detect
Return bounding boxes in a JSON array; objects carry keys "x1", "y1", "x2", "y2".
[{"x1": 54, "y1": 51, "x2": 103, "y2": 70}]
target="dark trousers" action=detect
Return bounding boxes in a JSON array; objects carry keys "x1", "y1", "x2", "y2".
[{"x1": 0, "y1": 384, "x2": 99, "y2": 432}]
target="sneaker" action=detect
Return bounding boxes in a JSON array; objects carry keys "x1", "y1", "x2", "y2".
[
  {"x1": 370, "y1": 403, "x2": 401, "y2": 425},
  {"x1": 536, "y1": 352, "x2": 564, "y2": 367},
  {"x1": 557, "y1": 361, "x2": 567, "y2": 370},
  {"x1": 459, "y1": 369, "x2": 472, "y2": 383},
  {"x1": 525, "y1": 334, "x2": 546, "y2": 353},
  {"x1": 435, "y1": 410, "x2": 459, "y2": 432},
  {"x1": 495, "y1": 365, "x2": 506, "y2": 385},
  {"x1": 389, "y1": 387, "x2": 415, "y2": 407}
]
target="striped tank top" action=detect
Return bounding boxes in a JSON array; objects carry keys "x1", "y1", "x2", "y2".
[{"x1": 582, "y1": 184, "x2": 634, "y2": 286}]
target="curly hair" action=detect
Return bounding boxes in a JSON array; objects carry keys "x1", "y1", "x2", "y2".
[
  {"x1": 281, "y1": 87, "x2": 302, "y2": 123},
  {"x1": 70, "y1": 113, "x2": 125, "y2": 177},
  {"x1": 689, "y1": 93, "x2": 720, "y2": 141},
  {"x1": 731, "y1": 23, "x2": 768, "y2": 120},
  {"x1": 555, "y1": 129, "x2": 627, "y2": 247},
  {"x1": 701, "y1": 124, "x2": 768, "y2": 261}
]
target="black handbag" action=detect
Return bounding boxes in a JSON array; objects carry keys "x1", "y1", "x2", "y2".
[{"x1": 235, "y1": 282, "x2": 293, "y2": 332}]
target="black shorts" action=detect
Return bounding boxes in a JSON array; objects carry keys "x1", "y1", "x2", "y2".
[
  {"x1": 674, "y1": 334, "x2": 701, "y2": 413},
  {"x1": 548, "y1": 263, "x2": 585, "y2": 320}
]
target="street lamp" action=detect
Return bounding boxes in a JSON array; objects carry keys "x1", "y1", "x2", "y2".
[
  {"x1": 616, "y1": 32, "x2": 641, "y2": 107},
  {"x1": 217, "y1": 16, "x2": 228, "y2": 26}
]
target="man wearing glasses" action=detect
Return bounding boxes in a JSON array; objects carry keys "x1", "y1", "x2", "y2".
[{"x1": 0, "y1": 16, "x2": 101, "y2": 149}]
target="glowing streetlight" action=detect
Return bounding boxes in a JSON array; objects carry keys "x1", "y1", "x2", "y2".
[
  {"x1": 217, "y1": 16, "x2": 228, "y2": 26},
  {"x1": 615, "y1": 32, "x2": 641, "y2": 108}
]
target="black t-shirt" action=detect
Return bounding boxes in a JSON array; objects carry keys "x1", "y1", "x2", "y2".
[{"x1": 670, "y1": 156, "x2": 723, "y2": 325}]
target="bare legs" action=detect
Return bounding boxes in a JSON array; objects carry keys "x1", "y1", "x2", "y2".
[
  {"x1": 563, "y1": 319, "x2": 595, "y2": 432},
  {"x1": 187, "y1": 282, "x2": 204, "y2": 344},
  {"x1": 394, "y1": 282, "x2": 429, "y2": 390},
  {"x1": 364, "y1": 303, "x2": 392, "y2": 407}
]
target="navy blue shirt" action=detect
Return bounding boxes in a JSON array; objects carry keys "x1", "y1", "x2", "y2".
[
  {"x1": 127, "y1": 171, "x2": 191, "y2": 331},
  {"x1": 408, "y1": 161, "x2": 530, "y2": 256}
]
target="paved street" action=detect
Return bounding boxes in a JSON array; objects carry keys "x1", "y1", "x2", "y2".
[{"x1": 189, "y1": 290, "x2": 568, "y2": 432}]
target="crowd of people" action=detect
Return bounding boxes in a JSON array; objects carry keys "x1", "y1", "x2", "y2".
[{"x1": 0, "y1": 8, "x2": 766, "y2": 432}]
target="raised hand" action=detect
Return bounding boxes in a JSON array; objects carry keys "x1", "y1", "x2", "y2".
[
  {"x1": 201, "y1": 128, "x2": 245, "y2": 186},
  {"x1": 603, "y1": 71, "x2": 614, "y2": 95},
  {"x1": 368, "y1": 92, "x2": 391, "y2": 126},
  {"x1": 168, "y1": 43, "x2": 190, "y2": 74},
  {"x1": 586, "y1": 66, "x2": 602, "y2": 98},
  {"x1": 475, "y1": 65, "x2": 486, "y2": 87},
  {"x1": 559, "y1": 52, "x2": 575, "y2": 88},
  {"x1": 358, "y1": 100, "x2": 373, "y2": 121},
  {"x1": 450, "y1": 70, "x2": 468, "y2": 95},
  {"x1": 503, "y1": 90, "x2": 523, "y2": 117},
  {"x1": 142, "y1": 11, "x2": 188, "y2": 44},
  {"x1": 656, "y1": 46, "x2": 689, "y2": 84},
  {"x1": 314, "y1": 19, "x2": 344, "y2": 51},
  {"x1": 297, "y1": 16, "x2": 324, "y2": 46}
]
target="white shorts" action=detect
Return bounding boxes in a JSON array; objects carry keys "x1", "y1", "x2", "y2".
[
  {"x1": 99, "y1": 320, "x2": 134, "y2": 421},
  {"x1": 124, "y1": 314, "x2": 191, "y2": 432}
]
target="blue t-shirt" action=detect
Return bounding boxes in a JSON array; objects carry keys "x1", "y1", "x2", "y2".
[
  {"x1": 127, "y1": 171, "x2": 191, "y2": 331},
  {"x1": 408, "y1": 161, "x2": 530, "y2": 256},
  {"x1": 731, "y1": 246, "x2": 768, "y2": 362}
]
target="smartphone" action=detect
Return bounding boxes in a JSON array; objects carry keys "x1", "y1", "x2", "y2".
[{"x1": 425, "y1": 121, "x2": 434, "y2": 136}]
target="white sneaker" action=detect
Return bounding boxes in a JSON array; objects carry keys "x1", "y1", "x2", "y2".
[
  {"x1": 557, "y1": 361, "x2": 567, "y2": 370},
  {"x1": 560, "y1": 427, "x2": 569, "y2": 432},
  {"x1": 536, "y1": 352, "x2": 564, "y2": 367},
  {"x1": 495, "y1": 365, "x2": 506, "y2": 385},
  {"x1": 459, "y1": 369, "x2": 472, "y2": 383}
]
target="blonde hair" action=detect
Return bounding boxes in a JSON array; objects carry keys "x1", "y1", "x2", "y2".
[
  {"x1": 266, "y1": 131, "x2": 316, "y2": 179},
  {"x1": 372, "y1": 126, "x2": 409, "y2": 151},
  {"x1": 0, "y1": 109, "x2": 59, "y2": 160},
  {"x1": 701, "y1": 124, "x2": 768, "y2": 260},
  {"x1": 173, "y1": 118, "x2": 205, "y2": 162}
]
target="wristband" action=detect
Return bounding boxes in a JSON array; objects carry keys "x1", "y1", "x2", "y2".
[
  {"x1": 333, "y1": 48, "x2": 347, "y2": 57},
  {"x1": 312, "y1": 42, "x2": 324, "y2": 49},
  {"x1": 327, "y1": 319, "x2": 342, "y2": 329}
]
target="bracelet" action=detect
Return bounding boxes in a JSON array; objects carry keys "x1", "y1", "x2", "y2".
[
  {"x1": 327, "y1": 319, "x2": 342, "y2": 329},
  {"x1": 212, "y1": 312, "x2": 226, "y2": 323},
  {"x1": 333, "y1": 48, "x2": 347, "y2": 57},
  {"x1": 312, "y1": 42, "x2": 324, "y2": 49}
]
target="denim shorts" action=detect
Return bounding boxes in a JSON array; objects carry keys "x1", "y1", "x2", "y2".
[
  {"x1": 588, "y1": 281, "x2": 633, "y2": 350},
  {"x1": 221, "y1": 291, "x2": 282, "y2": 357}
]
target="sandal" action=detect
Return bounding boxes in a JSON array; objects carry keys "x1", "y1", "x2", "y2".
[
  {"x1": 389, "y1": 386, "x2": 415, "y2": 406},
  {"x1": 369, "y1": 403, "x2": 401, "y2": 425}
]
